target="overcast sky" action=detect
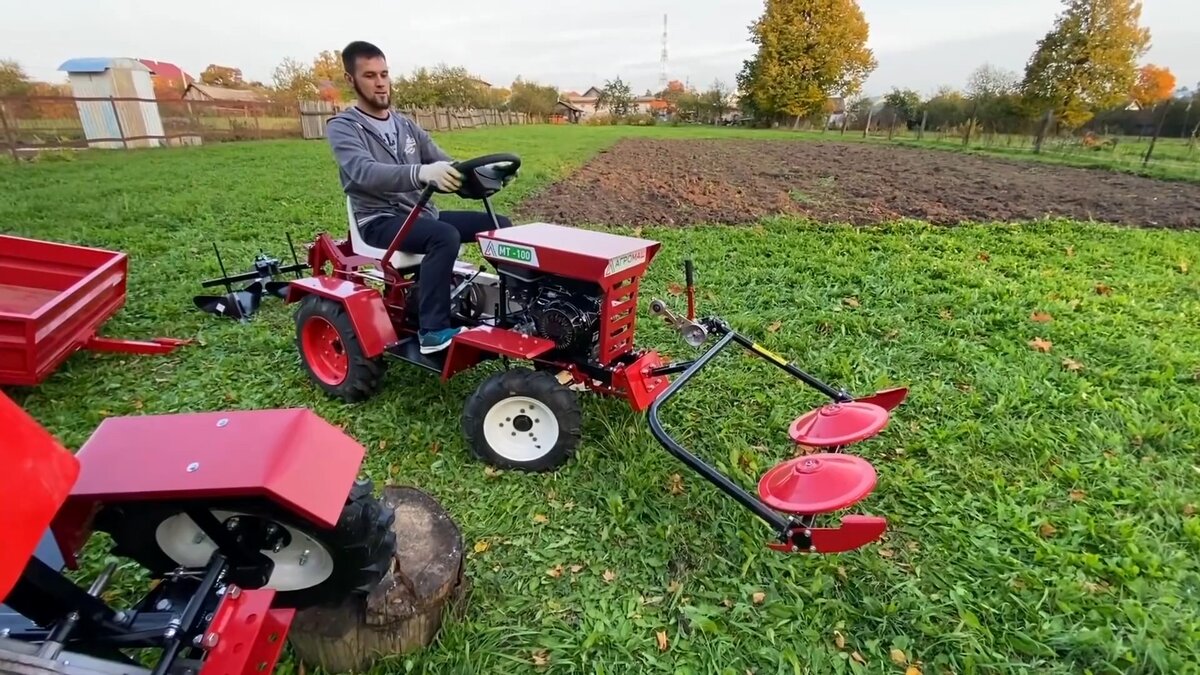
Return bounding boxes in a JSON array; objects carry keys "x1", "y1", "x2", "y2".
[{"x1": 4, "y1": 0, "x2": 1197, "y2": 98}]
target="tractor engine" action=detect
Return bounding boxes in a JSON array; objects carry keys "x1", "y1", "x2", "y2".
[{"x1": 505, "y1": 271, "x2": 602, "y2": 359}]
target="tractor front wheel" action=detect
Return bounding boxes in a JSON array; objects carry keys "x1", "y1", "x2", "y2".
[
  {"x1": 462, "y1": 367, "x2": 582, "y2": 472},
  {"x1": 295, "y1": 295, "x2": 386, "y2": 403}
]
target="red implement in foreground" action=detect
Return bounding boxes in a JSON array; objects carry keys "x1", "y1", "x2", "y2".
[
  {"x1": 280, "y1": 151, "x2": 908, "y2": 556},
  {"x1": 0, "y1": 235, "x2": 188, "y2": 387},
  {"x1": 0, "y1": 392, "x2": 397, "y2": 675}
]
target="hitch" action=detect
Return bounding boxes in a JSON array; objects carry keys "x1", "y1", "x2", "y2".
[{"x1": 193, "y1": 235, "x2": 310, "y2": 321}]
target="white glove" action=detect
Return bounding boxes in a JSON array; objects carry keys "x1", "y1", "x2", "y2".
[{"x1": 418, "y1": 161, "x2": 462, "y2": 192}]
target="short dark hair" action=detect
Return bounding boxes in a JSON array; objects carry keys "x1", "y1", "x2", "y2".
[{"x1": 341, "y1": 41, "x2": 385, "y2": 74}]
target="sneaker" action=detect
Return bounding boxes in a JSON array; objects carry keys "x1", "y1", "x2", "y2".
[{"x1": 419, "y1": 327, "x2": 464, "y2": 354}]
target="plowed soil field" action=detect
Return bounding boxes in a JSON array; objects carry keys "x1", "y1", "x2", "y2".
[{"x1": 517, "y1": 138, "x2": 1200, "y2": 228}]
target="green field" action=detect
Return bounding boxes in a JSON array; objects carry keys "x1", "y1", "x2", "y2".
[{"x1": 3, "y1": 125, "x2": 1200, "y2": 674}]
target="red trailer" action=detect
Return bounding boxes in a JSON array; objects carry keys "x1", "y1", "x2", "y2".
[{"x1": 0, "y1": 235, "x2": 187, "y2": 386}]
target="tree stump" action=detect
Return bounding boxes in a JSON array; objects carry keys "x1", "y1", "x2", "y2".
[{"x1": 286, "y1": 485, "x2": 467, "y2": 673}]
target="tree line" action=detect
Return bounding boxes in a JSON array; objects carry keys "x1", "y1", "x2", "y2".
[{"x1": 735, "y1": 0, "x2": 1194, "y2": 142}]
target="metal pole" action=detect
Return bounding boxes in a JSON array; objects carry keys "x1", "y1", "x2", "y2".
[{"x1": 0, "y1": 102, "x2": 17, "y2": 161}]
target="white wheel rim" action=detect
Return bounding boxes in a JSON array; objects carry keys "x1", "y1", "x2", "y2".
[
  {"x1": 154, "y1": 509, "x2": 335, "y2": 591},
  {"x1": 483, "y1": 395, "x2": 560, "y2": 462}
]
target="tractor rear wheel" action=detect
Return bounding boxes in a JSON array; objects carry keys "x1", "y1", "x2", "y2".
[
  {"x1": 95, "y1": 478, "x2": 397, "y2": 610},
  {"x1": 295, "y1": 295, "x2": 386, "y2": 403},
  {"x1": 461, "y1": 367, "x2": 582, "y2": 472}
]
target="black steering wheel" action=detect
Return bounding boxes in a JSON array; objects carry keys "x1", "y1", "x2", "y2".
[{"x1": 447, "y1": 153, "x2": 521, "y2": 200}]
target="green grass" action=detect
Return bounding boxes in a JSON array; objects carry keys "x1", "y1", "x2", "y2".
[{"x1": 4, "y1": 124, "x2": 1200, "y2": 674}]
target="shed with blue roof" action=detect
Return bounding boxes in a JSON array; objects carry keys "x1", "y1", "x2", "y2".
[{"x1": 58, "y1": 57, "x2": 165, "y2": 149}]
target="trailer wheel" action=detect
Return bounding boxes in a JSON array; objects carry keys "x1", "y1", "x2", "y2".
[
  {"x1": 295, "y1": 295, "x2": 386, "y2": 403},
  {"x1": 96, "y1": 478, "x2": 397, "y2": 610},
  {"x1": 462, "y1": 367, "x2": 582, "y2": 472}
]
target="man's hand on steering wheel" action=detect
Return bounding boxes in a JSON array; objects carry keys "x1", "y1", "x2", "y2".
[{"x1": 418, "y1": 161, "x2": 463, "y2": 193}]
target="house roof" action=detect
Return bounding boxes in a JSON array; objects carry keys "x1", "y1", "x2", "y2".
[
  {"x1": 138, "y1": 59, "x2": 193, "y2": 82},
  {"x1": 58, "y1": 57, "x2": 151, "y2": 73},
  {"x1": 555, "y1": 98, "x2": 585, "y2": 112},
  {"x1": 183, "y1": 83, "x2": 267, "y2": 102}
]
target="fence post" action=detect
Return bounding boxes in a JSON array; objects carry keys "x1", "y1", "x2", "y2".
[
  {"x1": 1142, "y1": 101, "x2": 1170, "y2": 168},
  {"x1": 862, "y1": 108, "x2": 873, "y2": 138},
  {"x1": 1034, "y1": 110, "x2": 1053, "y2": 154},
  {"x1": 109, "y1": 96, "x2": 129, "y2": 149},
  {"x1": 918, "y1": 110, "x2": 927, "y2": 141},
  {"x1": 0, "y1": 103, "x2": 18, "y2": 161}
]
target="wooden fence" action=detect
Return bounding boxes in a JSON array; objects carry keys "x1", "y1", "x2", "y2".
[{"x1": 1, "y1": 95, "x2": 536, "y2": 158}]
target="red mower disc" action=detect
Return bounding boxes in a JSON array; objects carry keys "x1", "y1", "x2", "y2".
[
  {"x1": 757, "y1": 453, "x2": 877, "y2": 515},
  {"x1": 788, "y1": 401, "x2": 889, "y2": 447},
  {"x1": 301, "y1": 315, "x2": 348, "y2": 386}
]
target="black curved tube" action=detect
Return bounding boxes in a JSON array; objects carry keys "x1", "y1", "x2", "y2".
[{"x1": 647, "y1": 329, "x2": 792, "y2": 532}]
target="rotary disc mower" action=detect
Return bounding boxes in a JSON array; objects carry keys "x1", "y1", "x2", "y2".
[
  {"x1": 0, "y1": 392, "x2": 396, "y2": 675},
  {"x1": 285, "y1": 152, "x2": 908, "y2": 555}
]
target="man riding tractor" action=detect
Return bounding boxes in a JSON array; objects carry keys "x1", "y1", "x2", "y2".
[{"x1": 325, "y1": 40, "x2": 514, "y2": 354}]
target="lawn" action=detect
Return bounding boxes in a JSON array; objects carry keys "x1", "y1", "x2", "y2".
[{"x1": 3, "y1": 124, "x2": 1200, "y2": 674}]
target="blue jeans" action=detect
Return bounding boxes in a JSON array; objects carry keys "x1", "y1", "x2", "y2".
[{"x1": 360, "y1": 209, "x2": 512, "y2": 332}]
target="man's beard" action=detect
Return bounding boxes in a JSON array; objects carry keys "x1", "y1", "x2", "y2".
[{"x1": 353, "y1": 79, "x2": 390, "y2": 110}]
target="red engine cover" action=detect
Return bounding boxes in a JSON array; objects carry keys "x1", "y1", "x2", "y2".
[
  {"x1": 52, "y1": 408, "x2": 366, "y2": 563},
  {"x1": 476, "y1": 222, "x2": 660, "y2": 283}
]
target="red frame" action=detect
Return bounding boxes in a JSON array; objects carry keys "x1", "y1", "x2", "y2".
[
  {"x1": 0, "y1": 234, "x2": 186, "y2": 386},
  {"x1": 198, "y1": 586, "x2": 295, "y2": 675},
  {"x1": 51, "y1": 408, "x2": 366, "y2": 568}
]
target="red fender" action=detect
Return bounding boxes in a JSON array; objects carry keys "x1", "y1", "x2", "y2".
[{"x1": 286, "y1": 277, "x2": 398, "y2": 358}]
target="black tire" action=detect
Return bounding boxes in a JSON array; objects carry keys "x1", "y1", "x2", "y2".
[
  {"x1": 294, "y1": 294, "x2": 386, "y2": 403},
  {"x1": 94, "y1": 478, "x2": 397, "y2": 610},
  {"x1": 461, "y1": 367, "x2": 582, "y2": 472}
]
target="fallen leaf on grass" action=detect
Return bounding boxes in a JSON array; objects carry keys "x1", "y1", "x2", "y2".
[
  {"x1": 473, "y1": 540, "x2": 490, "y2": 553},
  {"x1": 563, "y1": 500, "x2": 575, "y2": 511},
  {"x1": 977, "y1": 251, "x2": 991, "y2": 262},
  {"x1": 844, "y1": 297, "x2": 861, "y2": 308},
  {"x1": 1184, "y1": 504, "x2": 1196, "y2": 516},
  {"x1": 767, "y1": 321, "x2": 782, "y2": 333},
  {"x1": 484, "y1": 466, "x2": 502, "y2": 478},
  {"x1": 885, "y1": 329, "x2": 901, "y2": 340},
  {"x1": 1094, "y1": 283, "x2": 1112, "y2": 295},
  {"x1": 939, "y1": 309, "x2": 953, "y2": 321},
  {"x1": 1028, "y1": 337, "x2": 1052, "y2": 353},
  {"x1": 1069, "y1": 490, "x2": 1086, "y2": 502},
  {"x1": 1065, "y1": 246, "x2": 1075, "y2": 257},
  {"x1": 1180, "y1": 260, "x2": 1190, "y2": 274},
  {"x1": 546, "y1": 564, "x2": 563, "y2": 578},
  {"x1": 833, "y1": 630, "x2": 846, "y2": 649},
  {"x1": 1062, "y1": 358, "x2": 1084, "y2": 372},
  {"x1": 668, "y1": 474, "x2": 684, "y2": 495},
  {"x1": 906, "y1": 666, "x2": 923, "y2": 675},
  {"x1": 668, "y1": 283, "x2": 684, "y2": 296},
  {"x1": 667, "y1": 580, "x2": 682, "y2": 594},
  {"x1": 533, "y1": 513, "x2": 549, "y2": 524},
  {"x1": 429, "y1": 441, "x2": 440, "y2": 454},
  {"x1": 656, "y1": 630, "x2": 669, "y2": 651},
  {"x1": 531, "y1": 649, "x2": 549, "y2": 667},
  {"x1": 879, "y1": 548, "x2": 896, "y2": 558},
  {"x1": 1031, "y1": 311, "x2": 1053, "y2": 323},
  {"x1": 837, "y1": 566, "x2": 848, "y2": 581},
  {"x1": 891, "y1": 648, "x2": 909, "y2": 665},
  {"x1": 851, "y1": 651, "x2": 867, "y2": 665},
  {"x1": 570, "y1": 564, "x2": 584, "y2": 573},
  {"x1": 752, "y1": 591, "x2": 766, "y2": 605},
  {"x1": 602, "y1": 569, "x2": 616, "y2": 583},
  {"x1": 1039, "y1": 523, "x2": 1057, "y2": 538},
  {"x1": 388, "y1": 463, "x2": 397, "y2": 477}
]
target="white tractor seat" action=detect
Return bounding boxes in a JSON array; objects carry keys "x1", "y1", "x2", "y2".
[{"x1": 345, "y1": 197, "x2": 462, "y2": 270}]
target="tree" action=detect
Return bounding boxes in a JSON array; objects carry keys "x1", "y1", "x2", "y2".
[
  {"x1": 0, "y1": 59, "x2": 31, "y2": 96},
  {"x1": 967, "y1": 63, "x2": 1019, "y2": 100},
  {"x1": 736, "y1": 0, "x2": 876, "y2": 124},
  {"x1": 312, "y1": 50, "x2": 353, "y2": 101},
  {"x1": 923, "y1": 86, "x2": 970, "y2": 131},
  {"x1": 509, "y1": 77, "x2": 558, "y2": 116},
  {"x1": 1020, "y1": 0, "x2": 1151, "y2": 128},
  {"x1": 595, "y1": 76, "x2": 634, "y2": 117},
  {"x1": 883, "y1": 88, "x2": 921, "y2": 124},
  {"x1": 200, "y1": 64, "x2": 245, "y2": 88},
  {"x1": 1131, "y1": 64, "x2": 1176, "y2": 109},
  {"x1": 271, "y1": 57, "x2": 318, "y2": 103}
]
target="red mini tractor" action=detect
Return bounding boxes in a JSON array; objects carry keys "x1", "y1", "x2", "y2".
[
  {"x1": 287, "y1": 153, "x2": 908, "y2": 555},
  {"x1": 0, "y1": 392, "x2": 396, "y2": 675}
]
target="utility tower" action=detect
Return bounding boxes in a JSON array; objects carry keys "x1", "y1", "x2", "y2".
[{"x1": 659, "y1": 14, "x2": 668, "y2": 89}]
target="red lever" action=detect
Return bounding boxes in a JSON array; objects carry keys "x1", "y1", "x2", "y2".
[{"x1": 766, "y1": 515, "x2": 887, "y2": 554}]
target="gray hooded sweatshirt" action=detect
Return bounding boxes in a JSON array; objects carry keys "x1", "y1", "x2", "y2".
[{"x1": 325, "y1": 106, "x2": 453, "y2": 225}]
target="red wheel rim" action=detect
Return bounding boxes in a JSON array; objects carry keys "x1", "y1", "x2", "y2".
[{"x1": 301, "y1": 316, "x2": 348, "y2": 385}]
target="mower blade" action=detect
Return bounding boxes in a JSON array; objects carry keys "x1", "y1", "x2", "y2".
[
  {"x1": 767, "y1": 515, "x2": 887, "y2": 554},
  {"x1": 265, "y1": 280, "x2": 291, "y2": 299},
  {"x1": 854, "y1": 387, "x2": 908, "y2": 411}
]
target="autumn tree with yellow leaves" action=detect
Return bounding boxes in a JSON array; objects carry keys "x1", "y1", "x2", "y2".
[
  {"x1": 1020, "y1": 0, "x2": 1151, "y2": 128},
  {"x1": 736, "y1": 0, "x2": 876, "y2": 126}
]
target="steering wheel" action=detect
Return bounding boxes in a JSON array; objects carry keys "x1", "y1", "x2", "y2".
[{"x1": 447, "y1": 153, "x2": 521, "y2": 200}]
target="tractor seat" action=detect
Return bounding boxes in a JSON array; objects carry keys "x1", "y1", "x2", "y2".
[{"x1": 345, "y1": 197, "x2": 462, "y2": 270}]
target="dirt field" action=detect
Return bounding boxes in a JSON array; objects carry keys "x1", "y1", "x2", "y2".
[{"x1": 517, "y1": 138, "x2": 1200, "y2": 228}]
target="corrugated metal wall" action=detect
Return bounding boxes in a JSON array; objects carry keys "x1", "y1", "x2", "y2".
[
  {"x1": 129, "y1": 69, "x2": 164, "y2": 146},
  {"x1": 68, "y1": 73, "x2": 122, "y2": 149}
]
